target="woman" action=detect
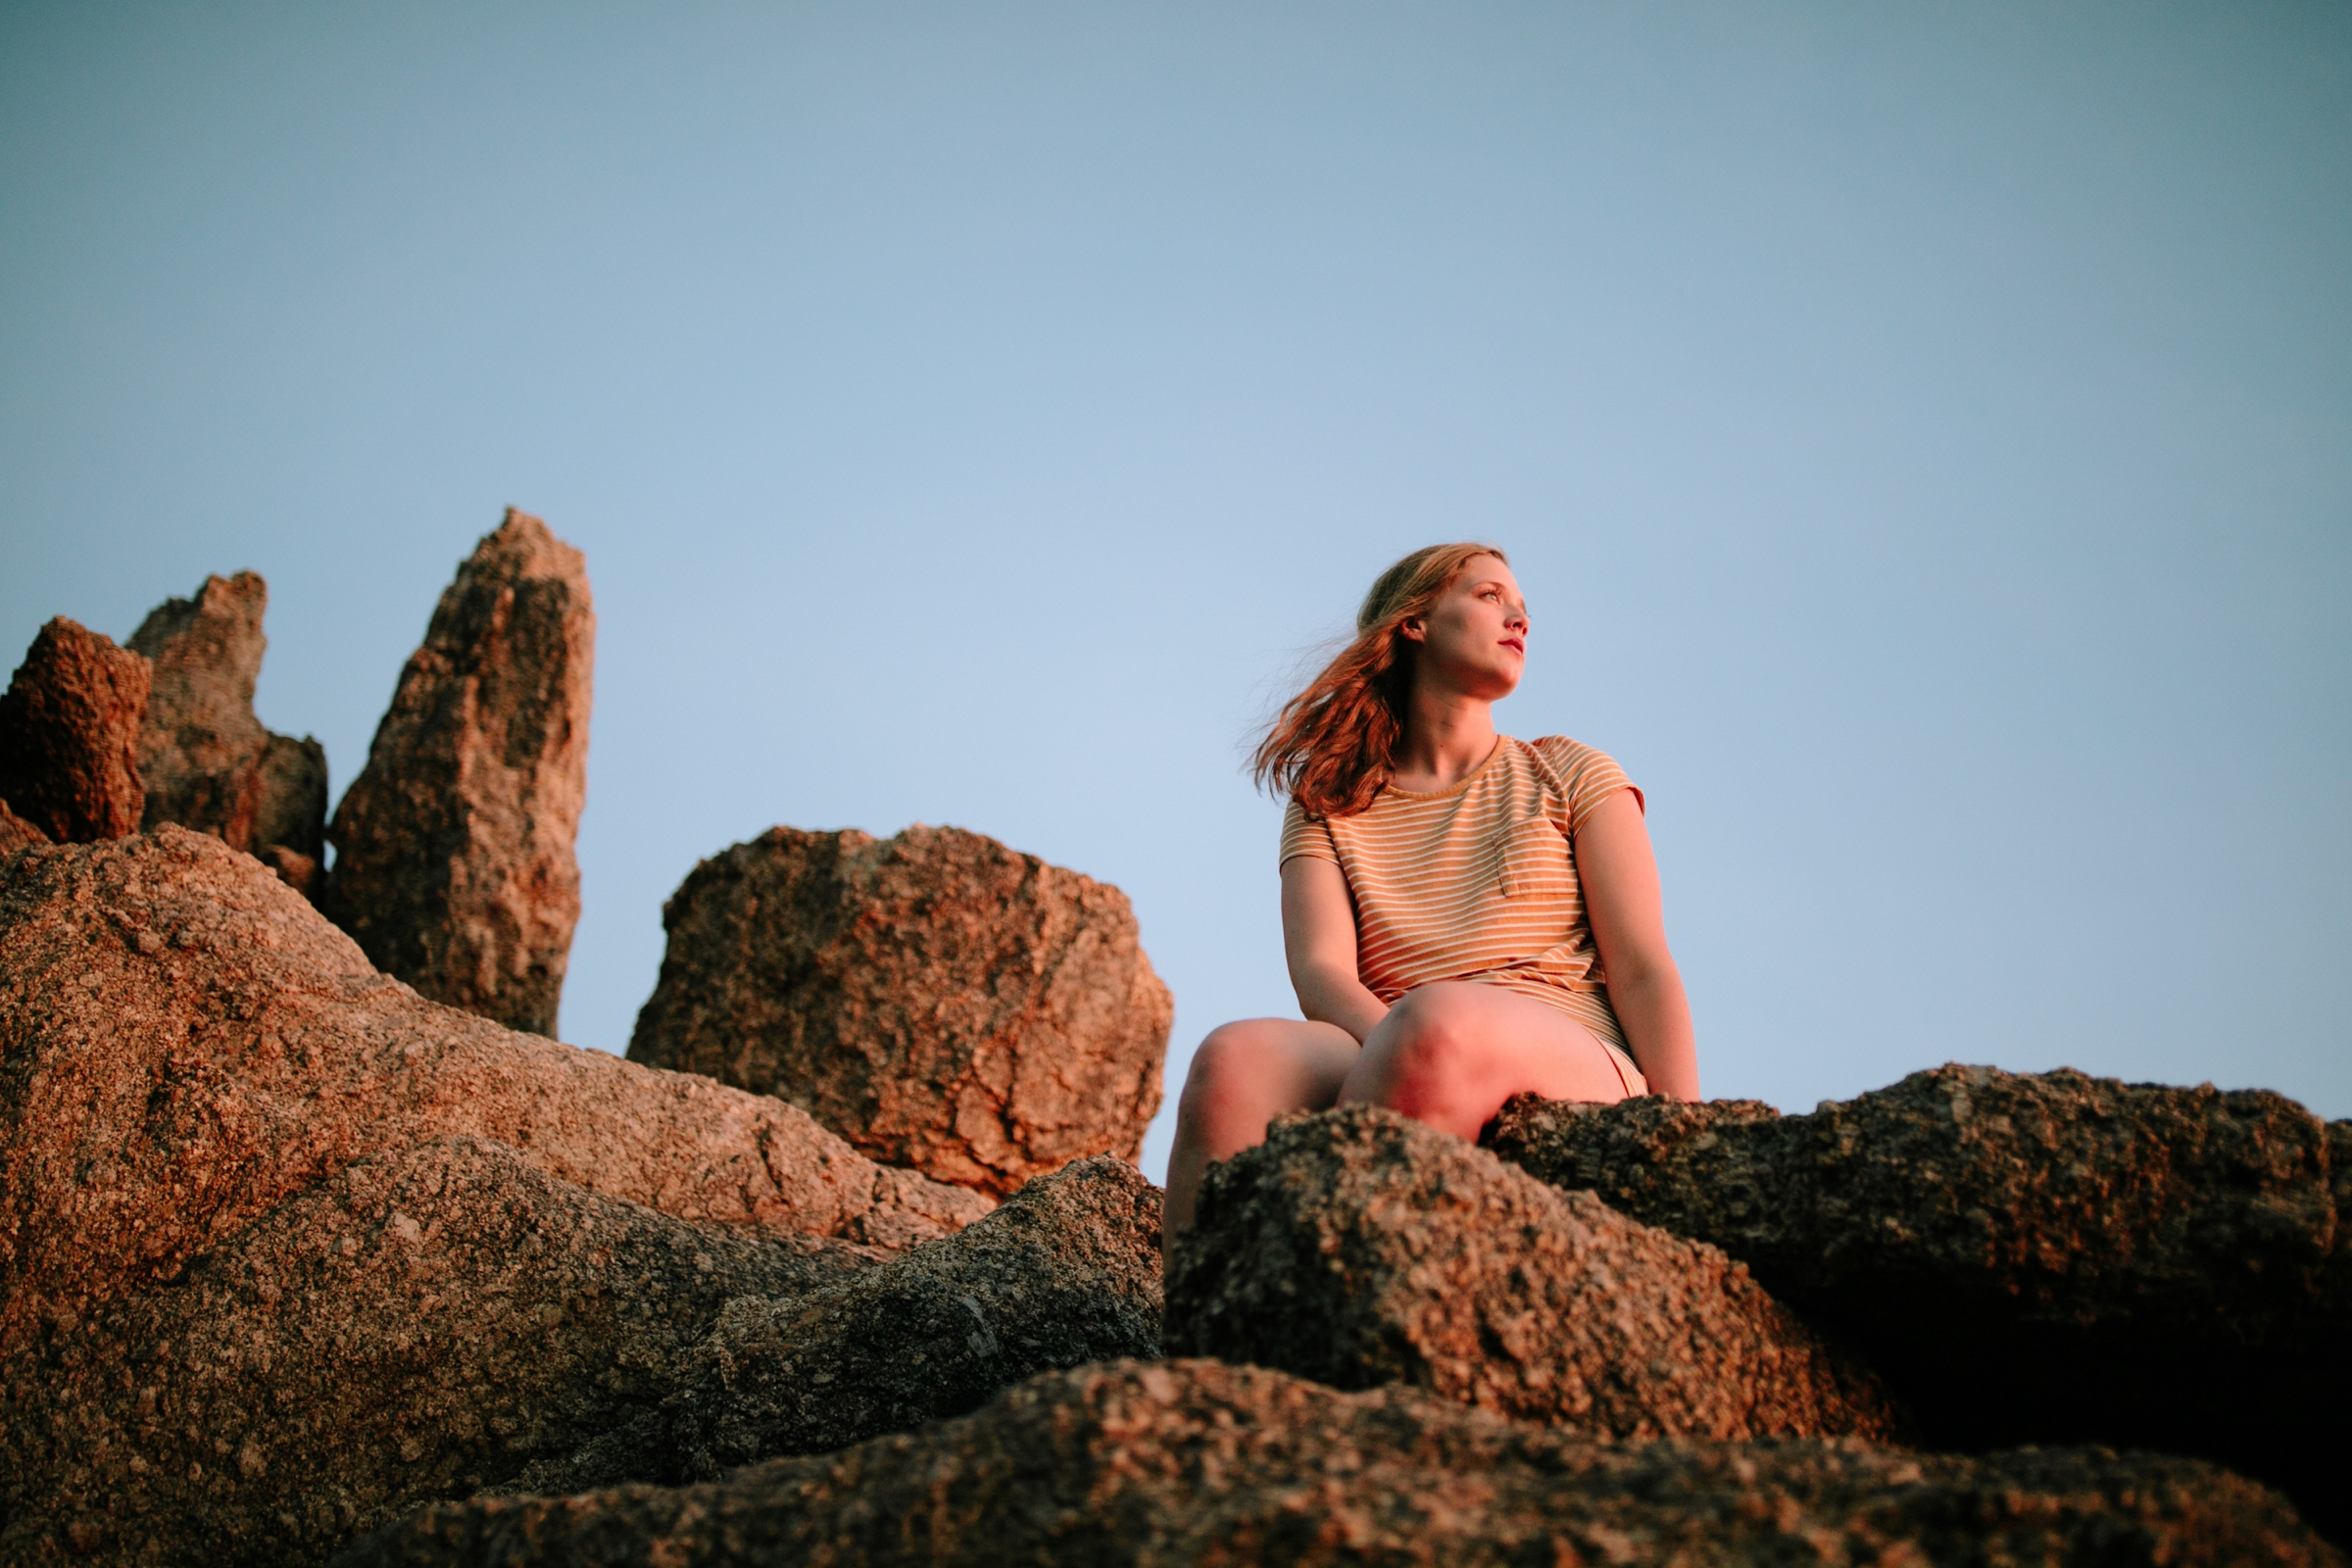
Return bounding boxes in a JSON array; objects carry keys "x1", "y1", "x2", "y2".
[{"x1": 1164, "y1": 542, "x2": 1698, "y2": 1236}]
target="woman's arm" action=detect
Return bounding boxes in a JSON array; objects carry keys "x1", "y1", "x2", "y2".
[
  {"x1": 1574, "y1": 789, "x2": 1700, "y2": 1100},
  {"x1": 1281, "y1": 856, "x2": 1390, "y2": 1044}
]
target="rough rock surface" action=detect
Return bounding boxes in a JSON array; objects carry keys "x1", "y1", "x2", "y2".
[
  {"x1": 518, "y1": 1152, "x2": 1164, "y2": 1494},
  {"x1": 323, "y1": 510, "x2": 593, "y2": 1037},
  {"x1": 4, "y1": 1138, "x2": 876, "y2": 1567},
  {"x1": 628, "y1": 823, "x2": 1172, "y2": 1197},
  {"x1": 1167, "y1": 1106, "x2": 1895, "y2": 1442},
  {"x1": 126, "y1": 570, "x2": 328, "y2": 861},
  {"x1": 0, "y1": 616, "x2": 150, "y2": 843},
  {"x1": 338, "y1": 1360, "x2": 2341, "y2": 1568},
  {"x1": 1485, "y1": 1068, "x2": 2351, "y2": 1539},
  {"x1": 254, "y1": 731, "x2": 328, "y2": 862},
  {"x1": 0, "y1": 828, "x2": 992, "y2": 1367},
  {"x1": 0, "y1": 796, "x2": 49, "y2": 855}
]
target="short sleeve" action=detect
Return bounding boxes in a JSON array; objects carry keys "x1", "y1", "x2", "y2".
[
  {"x1": 1533, "y1": 735, "x2": 1643, "y2": 835},
  {"x1": 1279, "y1": 797, "x2": 1341, "y2": 868}
]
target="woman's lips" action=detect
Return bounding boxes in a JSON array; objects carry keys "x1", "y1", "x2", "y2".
[{"x1": 1501, "y1": 638, "x2": 1525, "y2": 654}]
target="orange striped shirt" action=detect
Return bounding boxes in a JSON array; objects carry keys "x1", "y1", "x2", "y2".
[{"x1": 1279, "y1": 734, "x2": 1642, "y2": 1053}]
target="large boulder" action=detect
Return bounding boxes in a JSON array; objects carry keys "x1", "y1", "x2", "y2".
[
  {"x1": 3, "y1": 1138, "x2": 876, "y2": 1567},
  {"x1": 0, "y1": 828, "x2": 991, "y2": 1367},
  {"x1": 1166, "y1": 1105, "x2": 1896, "y2": 1442},
  {"x1": 323, "y1": 510, "x2": 592, "y2": 1037},
  {"x1": 1485, "y1": 1068, "x2": 2351, "y2": 1538},
  {"x1": 337, "y1": 1360, "x2": 2339, "y2": 1568},
  {"x1": 0, "y1": 616, "x2": 150, "y2": 843},
  {"x1": 516, "y1": 1152, "x2": 1164, "y2": 1494},
  {"x1": 628, "y1": 823, "x2": 1172, "y2": 1198},
  {"x1": 126, "y1": 570, "x2": 328, "y2": 868}
]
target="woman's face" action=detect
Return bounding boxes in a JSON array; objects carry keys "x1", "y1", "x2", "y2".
[{"x1": 1401, "y1": 556, "x2": 1528, "y2": 701}]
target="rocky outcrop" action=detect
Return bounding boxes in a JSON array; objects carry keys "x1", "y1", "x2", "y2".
[
  {"x1": 4, "y1": 1138, "x2": 876, "y2": 1567},
  {"x1": 0, "y1": 828, "x2": 991, "y2": 1369},
  {"x1": 0, "y1": 797, "x2": 48, "y2": 856},
  {"x1": 338, "y1": 1360, "x2": 2341, "y2": 1568},
  {"x1": 517, "y1": 1153, "x2": 1164, "y2": 1494},
  {"x1": 254, "y1": 732, "x2": 328, "y2": 861},
  {"x1": 1485, "y1": 1068, "x2": 2351, "y2": 1539},
  {"x1": 126, "y1": 571, "x2": 327, "y2": 866},
  {"x1": 323, "y1": 510, "x2": 593, "y2": 1037},
  {"x1": 1167, "y1": 1106, "x2": 1896, "y2": 1442},
  {"x1": 0, "y1": 616, "x2": 150, "y2": 843},
  {"x1": 628, "y1": 823, "x2": 1172, "y2": 1197}
]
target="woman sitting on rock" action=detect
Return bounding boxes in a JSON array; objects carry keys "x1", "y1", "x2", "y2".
[{"x1": 1164, "y1": 542, "x2": 1698, "y2": 1236}]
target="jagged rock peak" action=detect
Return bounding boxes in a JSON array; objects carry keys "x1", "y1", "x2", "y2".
[
  {"x1": 323, "y1": 508, "x2": 593, "y2": 1037},
  {"x1": 0, "y1": 615, "x2": 150, "y2": 843},
  {"x1": 127, "y1": 569, "x2": 328, "y2": 881}
]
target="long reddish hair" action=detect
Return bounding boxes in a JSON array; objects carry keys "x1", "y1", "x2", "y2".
[{"x1": 1251, "y1": 542, "x2": 1509, "y2": 819}]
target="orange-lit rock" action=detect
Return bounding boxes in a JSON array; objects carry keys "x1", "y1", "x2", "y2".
[
  {"x1": 322, "y1": 510, "x2": 593, "y2": 1037},
  {"x1": 629, "y1": 824, "x2": 1171, "y2": 1198},
  {"x1": 0, "y1": 616, "x2": 150, "y2": 843}
]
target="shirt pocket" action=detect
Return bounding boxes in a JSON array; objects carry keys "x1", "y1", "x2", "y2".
[{"x1": 1498, "y1": 814, "x2": 1571, "y2": 899}]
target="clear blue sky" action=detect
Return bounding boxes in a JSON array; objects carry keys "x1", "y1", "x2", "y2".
[{"x1": 6, "y1": 3, "x2": 2346, "y2": 1179}]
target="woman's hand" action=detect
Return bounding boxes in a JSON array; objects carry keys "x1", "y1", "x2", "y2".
[
  {"x1": 1575, "y1": 789, "x2": 1700, "y2": 1100},
  {"x1": 1280, "y1": 856, "x2": 1391, "y2": 1043}
]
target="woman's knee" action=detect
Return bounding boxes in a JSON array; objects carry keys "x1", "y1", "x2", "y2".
[
  {"x1": 1377, "y1": 986, "x2": 1494, "y2": 1078},
  {"x1": 1182, "y1": 1021, "x2": 1267, "y2": 1102},
  {"x1": 1179, "y1": 1019, "x2": 1353, "y2": 1127}
]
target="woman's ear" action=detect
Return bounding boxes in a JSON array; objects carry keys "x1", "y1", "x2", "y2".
[{"x1": 1396, "y1": 615, "x2": 1427, "y2": 644}]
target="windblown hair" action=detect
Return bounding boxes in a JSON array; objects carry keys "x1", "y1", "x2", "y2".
[{"x1": 1251, "y1": 542, "x2": 1508, "y2": 819}]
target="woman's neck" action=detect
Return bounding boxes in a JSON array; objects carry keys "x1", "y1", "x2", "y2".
[{"x1": 1388, "y1": 686, "x2": 1499, "y2": 794}]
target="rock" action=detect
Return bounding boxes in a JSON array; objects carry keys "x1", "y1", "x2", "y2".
[
  {"x1": 628, "y1": 823, "x2": 1172, "y2": 1197},
  {"x1": 125, "y1": 571, "x2": 329, "y2": 863},
  {"x1": 254, "y1": 731, "x2": 329, "y2": 862},
  {"x1": 337, "y1": 1360, "x2": 2340, "y2": 1568},
  {"x1": 1166, "y1": 1105, "x2": 1896, "y2": 1442},
  {"x1": 323, "y1": 510, "x2": 593, "y2": 1037},
  {"x1": 0, "y1": 827, "x2": 992, "y2": 1368},
  {"x1": 0, "y1": 616, "x2": 150, "y2": 842},
  {"x1": 0, "y1": 796, "x2": 49, "y2": 856},
  {"x1": 259, "y1": 842, "x2": 321, "y2": 900},
  {"x1": 2, "y1": 1138, "x2": 877, "y2": 1567},
  {"x1": 1484, "y1": 1067, "x2": 2352, "y2": 1540},
  {"x1": 518, "y1": 1153, "x2": 1164, "y2": 1494}
]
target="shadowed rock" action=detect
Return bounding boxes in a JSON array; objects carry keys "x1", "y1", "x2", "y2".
[
  {"x1": 253, "y1": 731, "x2": 328, "y2": 863},
  {"x1": 336, "y1": 1360, "x2": 2341, "y2": 1568},
  {"x1": 3, "y1": 1138, "x2": 877, "y2": 1568},
  {"x1": 127, "y1": 571, "x2": 327, "y2": 865},
  {"x1": 0, "y1": 797, "x2": 48, "y2": 855},
  {"x1": 0, "y1": 828, "x2": 991, "y2": 1367},
  {"x1": 1167, "y1": 1105, "x2": 1897, "y2": 1442},
  {"x1": 1485, "y1": 1067, "x2": 2352, "y2": 1539},
  {"x1": 323, "y1": 510, "x2": 592, "y2": 1037},
  {"x1": 628, "y1": 823, "x2": 1172, "y2": 1197},
  {"x1": 0, "y1": 616, "x2": 150, "y2": 842},
  {"x1": 517, "y1": 1153, "x2": 1163, "y2": 1494}
]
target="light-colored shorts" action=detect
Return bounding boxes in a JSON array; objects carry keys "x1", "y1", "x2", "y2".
[{"x1": 1598, "y1": 1038, "x2": 1648, "y2": 1097}]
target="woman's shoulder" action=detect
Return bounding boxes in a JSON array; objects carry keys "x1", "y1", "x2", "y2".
[
  {"x1": 1517, "y1": 733, "x2": 1617, "y2": 770},
  {"x1": 1515, "y1": 734, "x2": 1642, "y2": 821}
]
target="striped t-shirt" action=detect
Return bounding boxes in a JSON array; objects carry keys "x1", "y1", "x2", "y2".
[{"x1": 1278, "y1": 734, "x2": 1642, "y2": 1052}]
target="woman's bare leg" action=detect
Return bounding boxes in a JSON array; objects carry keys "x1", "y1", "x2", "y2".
[
  {"x1": 1164, "y1": 1017, "x2": 1358, "y2": 1245},
  {"x1": 1338, "y1": 982, "x2": 1632, "y2": 1140}
]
